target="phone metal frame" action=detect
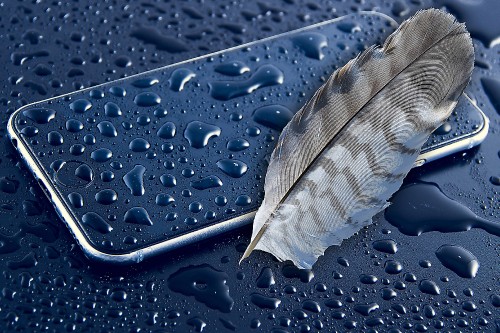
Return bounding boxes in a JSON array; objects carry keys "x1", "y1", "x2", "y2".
[{"x1": 7, "y1": 11, "x2": 489, "y2": 264}]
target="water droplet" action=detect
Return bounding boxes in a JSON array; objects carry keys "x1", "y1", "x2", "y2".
[
  {"x1": 372, "y1": 239, "x2": 398, "y2": 254},
  {"x1": 385, "y1": 183, "x2": 500, "y2": 237},
  {"x1": 435, "y1": 244, "x2": 479, "y2": 278},
  {"x1": 65, "y1": 119, "x2": 84, "y2": 132},
  {"x1": 418, "y1": 279, "x2": 440, "y2": 295},
  {"x1": 131, "y1": 77, "x2": 159, "y2": 88},
  {"x1": 384, "y1": 260, "x2": 403, "y2": 274},
  {"x1": 68, "y1": 192, "x2": 84, "y2": 208},
  {"x1": 22, "y1": 108, "x2": 56, "y2": 124},
  {"x1": 214, "y1": 61, "x2": 250, "y2": 76},
  {"x1": 109, "y1": 86, "x2": 126, "y2": 97},
  {"x1": 82, "y1": 212, "x2": 112, "y2": 234},
  {"x1": 91, "y1": 148, "x2": 113, "y2": 163},
  {"x1": 168, "y1": 68, "x2": 196, "y2": 91},
  {"x1": 133, "y1": 92, "x2": 161, "y2": 107},
  {"x1": 184, "y1": 121, "x2": 221, "y2": 148},
  {"x1": 156, "y1": 194, "x2": 174, "y2": 206},
  {"x1": 292, "y1": 32, "x2": 328, "y2": 60},
  {"x1": 209, "y1": 64, "x2": 284, "y2": 100},
  {"x1": 130, "y1": 27, "x2": 189, "y2": 52},
  {"x1": 235, "y1": 195, "x2": 251, "y2": 206},
  {"x1": 354, "y1": 303, "x2": 379, "y2": 316},
  {"x1": 157, "y1": 122, "x2": 176, "y2": 139},
  {"x1": 168, "y1": 264, "x2": 234, "y2": 312},
  {"x1": 227, "y1": 138, "x2": 250, "y2": 152},
  {"x1": 74, "y1": 163, "x2": 93, "y2": 182},
  {"x1": 190, "y1": 175, "x2": 223, "y2": 190},
  {"x1": 124, "y1": 207, "x2": 153, "y2": 226},
  {"x1": 69, "y1": 99, "x2": 92, "y2": 113},
  {"x1": 129, "y1": 138, "x2": 150, "y2": 152},
  {"x1": 95, "y1": 189, "x2": 118, "y2": 205},
  {"x1": 252, "y1": 104, "x2": 293, "y2": 131},
  {"x1": 160, "y1": 174, "x2": 176, "y2": 187},
  {"x1": 104, "y1": 102, "x2": 122, "y2": 117},
  {"x1": 250, "y1": 293, "x2": 281, "y2": 310},
  {"x1": 97, "y1": 121, "x2": 118, "y2": 137},
  {"x1": 216, "y1": 159, "x2": 248, "y2": 178},
  {"x1": 47, "y1": 131, "x2": 63, "y2": 146},
  {"x1": 256, "y1": 267, "x2": 275, "y2": 288},
  {"x1": 123, "y1": 165, "x2": 146, "y2": 196}
]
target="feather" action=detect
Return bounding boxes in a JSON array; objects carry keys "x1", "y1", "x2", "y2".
[{"x1": 240, "y1": 9, "x2": 474, "y2": 269}]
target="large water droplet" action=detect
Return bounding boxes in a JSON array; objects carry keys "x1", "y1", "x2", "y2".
[
  {"x1": 123, "y1": 165, "x2": 146, "y2": 196},
  {"x1": 168, "y1": 68, "x2": 196, "y2": 91},
  {"x1": 133, "y1": 92, "x2": 161, "y2": 107},
  {"x1": 184, "y1": 121, "x2": 221, "y2": 148},
  {"x1": 82, "y1": 212, "x2": 112, "y2": 234},
  {"x1": 253, "y1": 104, "x2": 293, "y2": 131},
  {"x1": 190, "y1": 175, "x2": 223, "y2": 190},
  {"x1": 157, "y1": 122, "x2": 176, "y2": 139},
  {"x1": 104, "y1": 102, "x2": 122, "y2": 117},
  {"x1": 292, "y1": 32, "x2": 328, "y2": 60},
  {"x1": 97, "y1": 121, "x2": 118, "y2": 137},
  {"x1": 216, "y1": 159, "x2": 248, "y2": 178},
  {"x1": 435, "y1": 245, "x2": 479, "y2": 278},
  {"x1": 22, "y1": 108, "x2": 56, "y2": 124},
  {"x1": 129, "y1": 138, "x2": 151, "y2": 152},
  {"x1": 124, "y1": 207, "x2": 153, "y2": 226},
  {"x1": 69, "y1": 99, "x2": 92, "y2": 113},
  {"x1": 95, "y1": 189, "x2": 118, "y2": 205},
  {"x1": 91, "y1": 148, "x2": 113, "y2": 162},
  {"x1": 214, "y1": 61, "x2": 250, "y2": 76}
]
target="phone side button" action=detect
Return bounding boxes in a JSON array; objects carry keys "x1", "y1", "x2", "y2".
[{"x1": 413, "y1": 159, "x2": 426, "y2": 167}]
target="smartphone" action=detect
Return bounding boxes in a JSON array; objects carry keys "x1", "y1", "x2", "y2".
[{"x1": 7, "y1": 12, "x2": 488, "y2": 264}]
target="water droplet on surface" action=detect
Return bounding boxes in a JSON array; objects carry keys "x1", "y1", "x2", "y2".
[
  {"x1": 227, "y1": 138, "x2": 250, "y2": 152},
  {"x1": 184, "y1": 121, "x2": 221, "y2": 148},
  {"x1": 69, "y1": 99, "x2": 92, "y2": 113},
  {"x1": 157, "y1": 122, "x2": 176, "y2": 139},
  {"x1": 129, "y1": 138, "x2": 151, "y2": 152},
  {"x1": 47, "y1": 131, "x2": 63, "y2": 146},
  {"x1": 95, "y1": 189, "x2": 118, "y2": 205},
  {"x1": 253, "y1": 104, "x2": 293, "y2": 131},
  {"x1": 22, "y1": 108, "x2": 56, "y2": 124},
  {"x1": 209, "y1": 64, "x2": 284, "y2": 101},
  {"x1": 385, "y1": 183, "x2": 500, "y2": 237},
  {"x1": 435, "y1": 244, "x2": 479, "y2": 278},
  {"x1": 104, "y1": 102, "x2": 122, "y2": 117},
  {"x1": 65, "y1": 119, "x2": 84, "y2": 132},
  {"x1": 123, "y1": 165, "x2": 146, "y2": 196},
  {"x1": 250, "y1": 293, "x2": 281, "y2": 310},
  {"x1": 91, "y1": 148, "x2": 113, "y2": 162},
  {"x1": 354, "y1": 303, "x2": 379, "y2": 316},
  {"x1": 168, "y1": 264, "x2": 234, "y2": 313},
  {"x1": 190, "y1": 175, "x2": 223, "y2": 190},
  {"x1": 372, "y1": 239, "x2": 398, "y2": 254},
  {"x1": 131, "y1": 77, "x2": 159, "y2": 88},
  {"x1": 160, "y1": 174, "x2": 176, "y2": 187},
  {"x1": 82, "y1": 212, "x2": 112, "y2": 234},
  {"x1": 418, "y1": 279, "x2": 440, "y2": 295},
  {"x1": 256, "y1": 267, "x2": 275, "y2": 288},
  {"x1": 214, "y1": 61, "x2": 250, "y2": 76},
  {"x1": 168, "y1": 68, "x2": 196, "y2": 91},
  {"x1": 133, "y1": 92, "x2": 161, "y2": 107},
  {"x1": 124, "y1": 207, "x2": 153, "y2": 226},
  {"x1": 216, "y1": 159, "x2": 248, "y2": 178},
  {"x1": 130, "y1": 27, "x2": 189, "y2": 53},
  {"x1": 292, "y1": 32, "x2": 328, "y2": 60},
  {"x1": 156, "y1": 194, "x2": 174, "y2": 206},
  {"x1": 67, "y1": 192, "x2": 84, "y2": 208},
  {"x1": 97, "y1": 121, "x2": 118, "y2": 137}
]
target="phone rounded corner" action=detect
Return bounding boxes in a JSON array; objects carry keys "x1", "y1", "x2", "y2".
[{"x1": 75, "y1": 236, "x2": 146, "y2": 265}]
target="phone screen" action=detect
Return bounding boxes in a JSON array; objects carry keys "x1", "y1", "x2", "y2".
[{"x1": 7, "y1": 12, "x2": 487, "y2": 262}]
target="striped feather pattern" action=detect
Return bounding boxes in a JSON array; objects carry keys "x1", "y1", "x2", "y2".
[{"x1": 240, "y1": 9, "x2": 474, "y2": 269}]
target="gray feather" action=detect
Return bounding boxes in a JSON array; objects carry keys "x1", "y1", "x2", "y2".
[{"x1": 240, "y1": 9, "x2": 474, "y2": 269}]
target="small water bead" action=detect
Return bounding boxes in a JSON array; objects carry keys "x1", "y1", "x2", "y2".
[
  {"x1": 418, "y1": 279, "x2": 440, "y2": 295},
  {"x1": 216, "y1": 159, "x2": 248, "y2": 178},
  {"x1": 115, "y1": 55, "x2": 132, "y2": 68},
  {"x1": 136, "y1": 115, "x2": 151, "y2": 126},
  {"x1": 250, "y1": 293, "x2": 281, "y2": 310},
  {"x1": 154, "y1": 107, "x2": 168, "y2": 118},
  {"x1": 84, "y1": 134, "x2": 96, "y2": 145},
  {"x1": 490, "y1": 176, "x2": 500, "y2": 186},
  {"x1": 65, "y1": 119, "x2": 84, "y2": 132},
  {"x1": 337, "y1": 257, "x2": 349, "y2": 267},
  {"x1": 82, "y1": 212, "x2": 112, "y2": 234},
  {"x1": 209, "y1": 64, "x2": 284, "y2": 101},
  {"x1": 360, "y1": 274, "x2": 378, "y2": 284},
  {"x1": 95, "y1": 189, "x2": 118, "y2": 205},
  {"x1": 109, "y1": 86, "x2": 126, "y2": 97},
  {"x1": 91, "y1": 148, "x2": 112, "y2": 162},
  {"x1": 129, "y1": 138, "x2": 150, "y2": 152},
  {"x1": 205, "y1": 211, "x2": 216, "y2": 220},
  {"x1": 181, "y1": 168, "x2": 195, "y2": 178},
  {"x1": 161, "y1": 143, "x2": 174, "y2": 154},
  {"x1": 89, "y1": 89, "x2": 104, "y2": 99},
  {"x1": 384, "y1": 260, "x2": 403, "y2": 274},
  {"x1": 21, "y1": 126, "x2": 38, "y2": 137},
  {"x1": 189, "y1": 202, "x2": 203, "y2": 213},
  {"x1": 156, "y1": 194, "x2": 174, "y2": 206},
  {"x1": 184, "y1": 121, "x2": 221, "y2": 148},
  {"x1": 372, "y1": 239, "x2": 398, "y2": 254},
  {"x1": 70, "y1": 144, "x2": 85, "y2": 155},
  {"x1": 246, "y1": 126, "x2": 260, "y2": 137},
  {"x1": 214, "y1": 61, "x2": 250, "y2": 76},
  {"x1": 168, "y1": 68, "x2": 196, "y2": 91},
  {"x1": 235, "y1": 195, "x2": 251, "y2": 206},
  {"x1": 100, "y1": 171, "x2": 115, "y2": 182},
  {"x1": 166, "y1": 212, "x2": 178, "y2": 221},
  {"x1": 190, "y1": 175, "x2": 223, "y2": 190},
  {"x1": 97, "y1": 121, "x2": 118, "y2": 137},
  {"x1": 292, "y1": 32, "x2": 328, "y2": 60},
  {"x1": 70, "y1": 99, "x2": 92, "y2": 113},
  {"x1": 122, "y1": 121, "x2": 133, "y2": 130},
  {"x1": 419, "y1": 260, "x2": 432, "y2": 268},
  {"x1": 182, "y1": 189, "x2": 192, "y2": 197},
  {"x1": 160, "y1": 174, "x2": 176, "y2": 187},
  {"x1": 104, "y1": 102, "x2": 122, "y2": 117},
  {"x1": 47, "y1": 131, "x2": 63, "y2": 146},
  {"x1": 110, "y1": 161, "x2": 123, "y2": 170},
  {"x1": 157, "y1": 122, "x2": 176, "y2": 139},
  {"x1": 124, "y1": 207, "x2": 153, "y2": 226},
  {"x1": 381, "y1": 288, "x2": 397, "y2": 300},
  {"x1": 227, "y1": 138, "x2": 250, "y2": 151},
  {"x1": 123, "y1": 165, "x2": 146, "y2": 196},
  {"x1": 354, "y1": 303, "x2": 379, "y2": 316},
  {"x1": 131, "y1": 77, "x2": 159, "y2": 88},
  {"x1": 435, "y1": 244, "x2": 479, "y2": 278},
  {"x1": 215, "y1": 195, "x2": 227, "y2": 206},
  {"x1": 133, "y1": 92, "x2": 161, "y2": 107},
  {"x1": 67, "y1": 192, "x2": 84, "y2": 208},
  {"x1": 184, "y1": 217, "x2": 197, "y2": 225},
  {"x1": 253, "y1": 104, "x2": 294, "y2": 131},
  {"x1": 22, "y1": 108, "x2": 56, "y2": 124}
]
